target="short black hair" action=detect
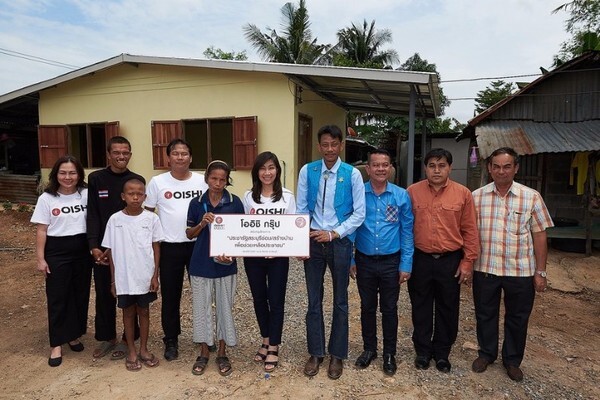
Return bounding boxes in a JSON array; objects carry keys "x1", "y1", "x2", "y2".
[
  {"x1": 122, "y1": 178, "x2": 145, "y2": 193},
  {"x1": 367, "y1": 148, "x2": 391, "y2": 163},
  {"x1": 166, "y1": 138, "x2": 192, "y2": 157},
  {"x1": 106, "y1": 136, "x2": 131, "y2": 152},
  {"x1": 423, "y1": 148, "x2": 453, "y2": 165},
  {"x1": 317, "y1": 125, "x2": 343, "y2": 143},
  {"x1": 488, "y1": 147, "x2": 520, "y2": 165}
]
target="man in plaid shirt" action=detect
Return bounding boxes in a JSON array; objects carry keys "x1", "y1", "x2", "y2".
[{"x1": 471, "y1": 147, "x2": 553, "y2": 382}]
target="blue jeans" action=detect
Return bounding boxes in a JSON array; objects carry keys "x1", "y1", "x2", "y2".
[{"x1": 304, "y1": 236, "x2": 352, "y2": 360}]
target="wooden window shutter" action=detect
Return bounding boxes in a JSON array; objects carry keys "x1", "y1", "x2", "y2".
[
  {"x1": 105, "y1": 121, "x2": 120, "y2": 140},
  {"x1": 233, "y1": 116, "x2": 257, "y2": 170},
  {"x1": 38, "y1": 125, "x2": 68, "y2": 168},
  {"x1": 104, "y1": 121, "x2": 120, "y2": 165},
  {"x1": 151, "y1": 120, "x2": 182, "y2": 169}
]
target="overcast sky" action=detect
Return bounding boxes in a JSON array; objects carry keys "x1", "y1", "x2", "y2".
[{"x1": 0, "y1": 0, "x2": 571, "y2": 125}]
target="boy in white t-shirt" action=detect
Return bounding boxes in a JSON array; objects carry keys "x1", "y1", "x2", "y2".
[{"x1": 102, "y1": 178, "x2": 165, "y2": 371}]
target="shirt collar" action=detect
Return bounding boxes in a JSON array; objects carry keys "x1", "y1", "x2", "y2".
[
  {"x1": 320, "y1": 157, "x2": 341, "y2": 174},
  {"x1": 201, "y1": 189, "x2": 233, "y2": 207},
  {"x1": 490, "y1": 181, "x2": 521, "y2": 197},
  {"x1": 427, "y1": 178, "x2": 451, "y2": 191},
  {"x1": 365, "y1": 181, "x2": 389, "y2": 194}
]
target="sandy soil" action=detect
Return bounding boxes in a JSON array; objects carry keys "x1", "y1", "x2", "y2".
[{"x1": 0, "y1": 210, "x2": 598, "y2": 400}]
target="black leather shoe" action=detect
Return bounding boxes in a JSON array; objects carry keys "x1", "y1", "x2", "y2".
[
  {"x1": 327, "y1": 356, "x2": 344, "y2": 380},
  {"x1": 436, "y1": 358, "x2": 451, "y2": 373},
  {"x1": 504, "y1": 364, "x2": 524, "y2": 382},
  {"x1": 382, "y1": 354, "x2": 397, "y2": 376},
  {"x1": 354, "y1": 350, "x2": 377, "y2": 369},
  {"x1": 163, "y1": 338, "x2": 178, "y2": 361},
  {"x1": 303, "y1": 355, "x2": 324, "y2": 376},
  {"x1": 472, "y1": 356, "x2": 492, "y2": 373},
  {"x1": 414, "y1": 355, "x2": 431, "y2": 370}
]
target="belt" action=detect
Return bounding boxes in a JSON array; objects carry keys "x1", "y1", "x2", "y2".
[
  {"x1": 355, "y1": 249, "x2": 400, "y2": 261},
  {"x1": 415, "y1": 248, "x2": 462, "y2": 259}
]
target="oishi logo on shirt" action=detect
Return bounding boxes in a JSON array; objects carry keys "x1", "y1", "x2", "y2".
[
  {"x1": 164, "y1": 190, "x2": 202, "y2": 200},
  {"x1": 250, "y1": 208, "x2": 286, "y2": 214},
  {"x1": 52, "y1": 205, "x2": 87, "y2": 216}
]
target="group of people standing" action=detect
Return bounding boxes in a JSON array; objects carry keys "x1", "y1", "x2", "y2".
[{"x1": 32, "y1": 123, "x2": 552, "y2": 383}]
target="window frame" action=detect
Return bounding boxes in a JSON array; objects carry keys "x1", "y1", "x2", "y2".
[
  {"x1": 151, "y1": 116, "x2": 257, "y2": 170},
  {"x1": 38, "y1": 122, "x2": 119, "y2": 168}
]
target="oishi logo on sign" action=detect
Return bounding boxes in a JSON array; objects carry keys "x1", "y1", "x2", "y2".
[
  {"x1": 164, "y1": 190, "x2": 202, "y2": 200},
  {"x1": 295, "y1": 217, "x2": 307, "y2": 228}
]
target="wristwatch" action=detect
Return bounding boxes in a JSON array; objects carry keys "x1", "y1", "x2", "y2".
[{"x1": 535, "y1": 270, "x2": 547, "y2": 278}]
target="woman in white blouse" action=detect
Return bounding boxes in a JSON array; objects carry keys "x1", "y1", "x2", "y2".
[
  {"x1": 31, "y1": 155, "x2": 93, "y2": 367},
  {"x1": 242, "y1": 152, "x2": 296, "y2": 372}
]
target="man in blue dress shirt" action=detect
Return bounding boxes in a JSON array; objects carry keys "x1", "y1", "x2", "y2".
[
  {"x1": 350, "y1": 149, "x2": 414, "y2": 376},
  {"x1": 296, "y1": 124, "x2": 366, "y2": 380}
]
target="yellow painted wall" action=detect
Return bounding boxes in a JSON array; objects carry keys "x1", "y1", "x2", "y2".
[
  {"x1": 38, "y1": 64, "x2": 290, "y2": 196},
  {"x1": 38, "y1": 63, "x2": 346, "y2": 195}
]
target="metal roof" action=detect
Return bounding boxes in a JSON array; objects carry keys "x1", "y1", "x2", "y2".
[
  {"x1": 475, "y1": 120, "x2": 600, "y2": 159},
  {"x1": 0, "y1": 53, "x2": 440, "y2": 118},
  {"x1": 466, "y1": 51, "x2": 600, "y2": 128}
]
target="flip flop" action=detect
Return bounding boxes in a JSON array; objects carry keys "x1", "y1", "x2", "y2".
[
  {"x1": 125, "y1": 357, "x2": 142, "y2": 372},
  {"x1": 93, "y1": 341, "x2": 116, "y2": 359},
  {"x1": 192, "y1": 356, "x2": 209, "y2": 375},
  {"x1": 139, "y1": 353, "x2": 160, "y2": 368},
  {"x1": 111, "y1": 342, "x2": 128, "y2": 361},
  {"x1": 216, "y1": 356, "x2": 233, "y2": 376}
]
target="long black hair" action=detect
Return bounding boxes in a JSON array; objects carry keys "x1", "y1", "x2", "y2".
[
  {"x1": 250, "y1": 151, "x2": 283, "y2": 203},
  {"x1": 45, "y1": 155, "x2": 87, "y2": 196}
]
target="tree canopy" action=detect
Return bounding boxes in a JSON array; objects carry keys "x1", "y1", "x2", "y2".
[
  {"x1": 242, "y1": 0, "x2": 328, "y2": 64},
  {"x1": 474, "y1": 80, "x2": 515, "y2": 114},
  {"x1": 332, "y1": 20, "x2": 398, "y2": 68},
  {"x1": 552, "y1": 0, "x2": 600, "y2": 64},
  {"x1": 398, "y1": 53, "x2": 449, "y2": 114},
  {"x1": 203, "y1": 46, "x2": 248, "y2": 61}
]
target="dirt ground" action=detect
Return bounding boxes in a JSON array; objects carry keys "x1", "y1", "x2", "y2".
[{"x1": 0, "y1": 210, "x2": 598, "y2": 400}]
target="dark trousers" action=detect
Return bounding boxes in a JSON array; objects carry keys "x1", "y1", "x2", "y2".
[
  {"x1": 45, "y1": 235, "x2": 92, "y2": 347},
  {"x1": 304, "y1": 236, "x2": 352, "y2": 360},
  {"x1": 473, "y1": 271, "x2": 535, "y2": 367},
  {"x1": 244, "y1": 257, "x2": 289, "y2": 345},
  {"x1": 160, "y1": 241, "x2": 194, "y2": 341},
  {"x1": 355, "y1": 250, "x2": 400, "y2": 356},
  {"x1": 94, "y1": 257, "x2": 140, "y2": 342},
  {"x1": 408, "y1": 249, "x2": 463, "y2": 360}
]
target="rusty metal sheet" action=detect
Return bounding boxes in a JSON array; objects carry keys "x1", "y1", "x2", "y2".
[{"x1": 475, "y1": 120, "x2": 600, "y2": 158}]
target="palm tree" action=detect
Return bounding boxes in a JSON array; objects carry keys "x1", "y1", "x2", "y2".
[
  {"x1": 243, "y1": 0, "x2": 328, "y2": 64},
  {"x1": 332, "y1": 20, "x2": 398, "y2": 68}
]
